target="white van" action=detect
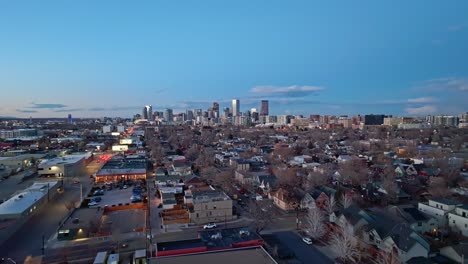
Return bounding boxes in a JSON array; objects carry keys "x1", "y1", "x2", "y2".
[
  {"x1": 107, "y1": 253, "x2": 119, "y2": 264},
  {"x1": 93, "y1": 251, "x2": 107, "y2": 264}
]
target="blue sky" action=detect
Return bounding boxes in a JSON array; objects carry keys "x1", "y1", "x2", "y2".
[{"x1": 0, "y1": 0, "x2": 467, "y2": 118}]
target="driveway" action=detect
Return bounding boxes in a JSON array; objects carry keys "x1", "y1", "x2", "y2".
[{"x1": 272, "y1": 231, "x2": 333, "y2": 264}]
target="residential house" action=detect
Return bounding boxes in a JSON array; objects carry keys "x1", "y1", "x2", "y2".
[
  {"x1": 363, "y1": 209, "x2": 430, "y2": 263},
  {"x1": 388, "y1": 205, "x2": 439, "y2": 234},
  {"x1": 333, "y1": 205, "x2": 372, "y2": 234},
  {"x1": 395, "y1": 164, "x2": 418, "y2": 178},
  {"x1": 418, "y1": 198, "x2": 462, "y2": 226},
  {"x1": 439, "y1": 243, "x2": 468, "y2": 264},
  {"x1": 448, "y1": 205, "x2": 468, "y2": 236},
  {"x1": 270, "y1": 188, "x2": 301, "y2": 211},
  {"x1": 310, "y1": 186, "x2": 336, "y2": 209},
  {"x1": 255, "y1": 174, "x2": 277, "y2": 192}
]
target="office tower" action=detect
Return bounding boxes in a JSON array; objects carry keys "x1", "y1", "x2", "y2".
[
  {"x1": 364, "y1": 114, "x2": 387, "y2": 125},
  {"x1": 232, "y1": 99, "x2": 240, "y2": 117},
  {"x1": 68, "y1": 114, "x2": 73, "y2": 124},
  {"x1": 223, "y1": 107, "x2": 230, "y2": 118},
  {"x1": 164, "y1": 109, "x2": 173, "y2": 122},
  {"x1": 260, "y1": 100, "x2": 269, "y2": 116},
  {"x1": 186, "y1": 110, "x2": 194, "y2": 121},
  {"x1": 142, "y1": 107, "x2": 148, "y2": 119},
  {"x1": 143, "y1": 105, "x2": 152, "y2": 120},
  {"x1": 194, "y1": 109, "x2": 202, "y2": 117},
  {"x1": 212, "y1": 102, "x2": 220, "y2": 118}
]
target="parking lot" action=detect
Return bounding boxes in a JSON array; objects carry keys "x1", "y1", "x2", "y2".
[
  {"x1": 100, "y1": 209, "x2": 146, "y2": 234},
  {"x1": 87, "y1": 188, "x2": 142, "y2": 207}
]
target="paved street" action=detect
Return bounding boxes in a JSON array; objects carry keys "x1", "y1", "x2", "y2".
[{"x1": 271, "y1": 231, "x2": 332, "y2": 264}]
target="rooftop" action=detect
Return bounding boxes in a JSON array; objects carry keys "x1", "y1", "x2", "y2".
[
  {"x1": 39, "y1": 153, "x2": 91, "y2": 166},
  {"x1": 0, "y1": 181, "x2": 58, "y2": 216},
  {"x1": 96, "y1": 157, "x2": 146, "y2": 176},
  {"x1": 154, "y1": 248, "x2": 275, "y2": 264},
  {"x1": 192, "y1": 190, "x2": 230, "y2": 203}
]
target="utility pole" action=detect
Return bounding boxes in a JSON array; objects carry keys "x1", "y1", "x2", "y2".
[
  {"x1": 41, "y1": 234, "x2": 45, "y2": 255},
  {"x1": 80, "y1": 183, "x2": 83, "y2": 203}
]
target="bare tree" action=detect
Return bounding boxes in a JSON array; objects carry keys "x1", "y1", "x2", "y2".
[
  {"x1": 65, "y1": 200, "x2": 78, "y2": 211},
  {"x1": 340, "y1": 193, "x2": 353, "y2": 209},
  {"x1": 338, "y1": 158, "x2": 369, "y2": 186},
  {"x1": 372, "y1": 250, "x2": 401, "y2": 264},
  {"x1": 381, "y1": 175, "x2": 398, "y2": 204},
  {"x1": 305, "y1": 206, "x2": 326, "y2": 240},
  {"x1": 329, "y1": 223, "x2": 360, "y2": 263},
  {"x1": 88, "y1": 218, "x2": 100, "y2": 237},
  {"x1": 428, "y1": 177, "x2": 451, "y2": 198},
  {"x1": 248, "y1": 200, "x2": 273, "y2": 233},
  {"x1": 325, "y1": 194, "x2": 336, "y2": 216}
]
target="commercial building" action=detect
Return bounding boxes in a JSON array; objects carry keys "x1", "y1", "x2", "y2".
[
  {"x1": 0, "y1": 181, "x2": 59, "y2": 245},
  {"x1": 156, "y1": 227, "x2": 264, "y2": 259},
  {"x1": 191, "y1": 190, "x2": 233, "y2": 224},
  {"x1": 0, "y1": 154, "x2": 45, "y2": 169},
  {"x1": 95, "y1": 156, "x2": 146, "y2": 182},
  {"x1": 0, "y1": 129, "x2": 39, "y2": 139},
  {"x1": 38, "y1": 153, "x2": 92, "y2": 178}
]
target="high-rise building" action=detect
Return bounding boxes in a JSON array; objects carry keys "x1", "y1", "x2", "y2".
[
  {"x1": 164, "y1": 109, "x2": 173, "y2": 122},
  {"x1": 223, "y1": 107, "x2": 230, "y2": 118},
  {"x1": 232, "y1": 99, "x2": 240, "y2": 117},
  {"x1": 142, "y1": 105, "x2": 152, "y2": 120},
  {"x1": 260, "y1": 100, "x2": 269, "y2": 116},
  {"x1": 186, "y1": 110, "x2": 194, "y2": 121},
  {"x1": 68, "y1": 114, "x2": 73, "y2": 124},
  {"x1": 212, "y1": 102, "x2": 220, "y2": 118},
  {"x1": 364, "y1": 114, "x2": 387, "y2": 125}
]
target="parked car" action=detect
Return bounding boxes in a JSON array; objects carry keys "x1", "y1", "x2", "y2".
[
  {"x1": 88, "y1": 201, "x2": 99, "y2": 207},
  {"x1": 73, "y1": 180, "x2": 80, "y2": 184},
  {"x1": 94, "y1": 189, "x2": 105, "y2": 195},
  {"x1": 203, "y1": 223, "x2": 217, "y2": 229},
  {"x1": 92, "y1": 197, "x2": 102, "y2": 202},
  {"x1": 302, "y1": 237, "x2": 313, "y2": 245},
  {"x1": 123, "y1": 185, "x2": 128, "y2": 189}
]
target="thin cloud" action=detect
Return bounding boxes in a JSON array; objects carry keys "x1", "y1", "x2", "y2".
[
  {"x1": 88, "y1": 106, "x2": 141, "y2": 112},
  {"x1": 250, "y1": 85, "x2": 325, "y2": 97},
  {"x1": 407, "y1": 97, "x2": 437, "y2": 103},
  {"x1": 16, "y1": 109, "x2": 38, "y2": 113},
  {"x1": 415, "y1": 77, "x2": 468, "y2": 92},
  {"x1": 405, "y1": 105, "x2": 437, "y2": 115},
  {"x1": 448, "y1": 25, "x2": 465, "y2": 32},
  {"x1": 53, "y1": 108, "x2": 85, "y2": 112},
  {"x1": 30, "y1": 103, "x2": 67, "y2": 109}
]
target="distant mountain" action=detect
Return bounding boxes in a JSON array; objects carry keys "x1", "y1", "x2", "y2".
[{"x1": 0, "y1": 116, "x2": 17, "y2": 120}]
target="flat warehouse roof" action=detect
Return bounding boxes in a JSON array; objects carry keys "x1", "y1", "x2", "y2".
[
  {"x1": 0, "y1": 181, "x2": 57, "y2": 215},
  {"x1": 155, "y1": 248, "x2": 276, "y2": 264}
]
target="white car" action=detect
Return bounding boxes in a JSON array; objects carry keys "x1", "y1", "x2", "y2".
[
  {"x1": 203, "y1": 223, "x2": 217, "y2": 229},
  {"x1": 88, "y1": 201, "x2": 99, "y2": 207},
  {"x1": 302, "y1": 237, "x2": 313, "y2": 245}
]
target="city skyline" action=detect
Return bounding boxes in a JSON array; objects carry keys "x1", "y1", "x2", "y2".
[{"x1": 1, "y1": 1, "x2": 468, "y2": 118}]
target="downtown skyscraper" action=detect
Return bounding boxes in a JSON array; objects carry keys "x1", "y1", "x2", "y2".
[
  {"x1": 232, "y1": 99, "x2": 240, "y2": 117},
  {"x1": 260, "y1": 100, "x2": 269, "y2": 116}
]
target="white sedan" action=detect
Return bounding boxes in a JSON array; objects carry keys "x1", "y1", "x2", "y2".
[
  {"x1": 203, "y1": 223, "x2": 217, "y2": 229},
  {"x1": 302, "y1": 237, "x2": 313, "y2": 245}
]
